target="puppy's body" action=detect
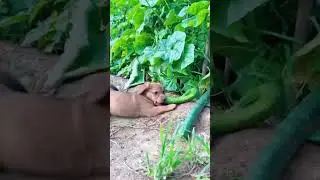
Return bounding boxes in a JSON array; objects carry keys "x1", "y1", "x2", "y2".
[
  {"x1": 110, "y1": 82, "x2": 176, "y2": 117},
  {"x1": 0, "y1": 93, "x2": 108, "y2": 177},
  {"x1": 0, "y1": 72, "x2": 109, "y2": 177}
]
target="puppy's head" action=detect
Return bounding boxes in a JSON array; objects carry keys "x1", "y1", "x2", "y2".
[{"x1": 144, "y1": 83, "x2": 165, "y2": 106}]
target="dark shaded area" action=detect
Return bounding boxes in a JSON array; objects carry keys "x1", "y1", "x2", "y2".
[{"x1": 0, "y1": 41, "x2": 109, "y2": 179}]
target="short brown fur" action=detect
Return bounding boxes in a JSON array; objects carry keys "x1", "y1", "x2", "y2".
[
  {"x1": 0, "y1": 72, "x2": 109, "y2": 178},
  {"x1": 110, "y1": 82, "x2": 176, "y2": 118}
]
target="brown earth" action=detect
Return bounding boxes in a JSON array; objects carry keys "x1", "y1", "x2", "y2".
[{"x1": 212, "y1": 127, "x2": 320, "y2": 180}]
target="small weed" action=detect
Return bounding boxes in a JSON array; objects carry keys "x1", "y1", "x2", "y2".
[{"x1": 145, "y1": 121, "x2": 210, "y2": 180}]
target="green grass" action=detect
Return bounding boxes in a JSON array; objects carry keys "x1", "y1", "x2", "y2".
[{"x1": 145, "y1": 121, "x2": 210, "y2": 180}]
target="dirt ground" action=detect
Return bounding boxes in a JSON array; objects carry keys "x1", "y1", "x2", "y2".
[
  {"x1": 110, "y1": 76, "x2": 210, "y2": 180},
  {"x1": 213, "y1": 127, "x2": 320, "y2": 180}
]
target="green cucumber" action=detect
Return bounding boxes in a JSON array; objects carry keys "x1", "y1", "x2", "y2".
[
  {"x1": 164, "y1": 87, "x2": 198, "y2": 104},
  {"x1": 211, "y1": 82, "x2": 281, "y2": 136}
]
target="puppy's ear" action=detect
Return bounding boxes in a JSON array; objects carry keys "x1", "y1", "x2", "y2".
[{"x1": 135, "y1": 82, "x2": 150, "y2": 95}]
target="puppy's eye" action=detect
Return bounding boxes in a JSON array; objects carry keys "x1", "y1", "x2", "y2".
[{"x1": 154, "y1": 91, "x2": 158, "y2": 94}]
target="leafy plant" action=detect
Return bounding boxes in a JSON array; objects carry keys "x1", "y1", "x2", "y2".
[
  {"x1": 145, "y1": 121, "x2": 210, "y2": 180},
  {"x1": 41, "y1": 0, "x2": 107, "y2": 93},
  {"x1": 211, "y1": 1, "x2": 320, "y2": 178},
  {"x1": 111, "y1": 0, "x2": 210, "y2": 93},
  {"x1": 211, "y1": 0, "x2": 320, "y2": 109},
  {"x1": 0, "y1": 0, "x2": 107, "y2": 54}
]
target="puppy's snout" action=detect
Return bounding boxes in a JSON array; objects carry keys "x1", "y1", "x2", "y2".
[{"x1": 155, "y1": 94, "x2": 165, "y2": 105}]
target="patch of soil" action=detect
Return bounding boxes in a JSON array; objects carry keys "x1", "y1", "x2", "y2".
[
  {"x1": 110, "y1": 76, "x2": 210, "y2": 180},
  {"x1": 212, "y1": 128, "x2": 320, "y2": 180}
]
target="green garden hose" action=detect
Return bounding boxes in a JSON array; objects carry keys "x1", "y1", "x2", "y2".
[
  {"x1": 245, "y1": 89, "x2": 320, "y2": 180},
  {"x1": 179, "y1": 89, "x2": 210, "y2": 139}
]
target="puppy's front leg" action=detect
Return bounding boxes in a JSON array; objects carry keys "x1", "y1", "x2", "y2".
[
  {"x1": 143, "y1": 104, "x2": 177, "y2": 117},
  {"x1": 134, "y1": 82, "x2": 150, "y2": 95}
]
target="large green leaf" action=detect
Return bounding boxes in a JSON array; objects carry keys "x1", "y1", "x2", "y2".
[
  {"x1": 294, "y1": 33, "x2": 320, "y2": 89},
  {"x1": 0, "y1": 11, "x2": 29, "y2": 40},
  {"x1": 187, "y1": 1, "x2": 209, "y2": 15},
  {"x1": 127, "y1": 5, "x2": 146, "y2": 30},
  {"x1": 180, "y1": 44, "x2": 195, "y2": 69},
  {"x1": 181, "y1": 9, "x2": 208, "y2": 28},
  {"x1": 21, "y1": 15, "x2": 53, "y2": 47},
  {"x1": 211, "y1": 29, "x2": 259, "y2": 71},
  {"x1": 143, "y1": 46, "x2": 163, "y2": 66},
  {"x1": 212, "y1": 0, "x2": 270, "y2": 27},
  {"x1": 160, "y1": 75, "x2": 179, "y2": 92},
  {"x1": 0, "y1": 0, "x2": 10, "y2": 15},
  {"x1": 28, "y1": 0, "x2": 53, "y2": 26},
  {"x1": 164, "y1": 10, "x2": 181, "y2": 26},
  {"x1": 140, "y1": 0, "x2": 158, "y2": 7},
  {"x1": 41, "y1": 0, "x2": 107, "y2": 93},
  {"x1": 178, "y1": 6, "x2": 188, "y2": 17},
  {"x1": 111, "y1": 34, "x2": 134, "y2": 57},
  {"x1": 212, "y1": 21, "x2": 248, "y2": 43},
  {"x1": 125, "y1": 59, "x2": 145, "y2": 88},
  {"x1": 6, "y1": 0, "x2": 37, "y2": 15},
  {"x1": 134, "y1": 32, "x2": 153, "y2": 54},
  {"x1": 227, "y1": 0, "x2": 269, "y2": 26},
  {"x1": 195, "y1": 9, "x2": 209, "y2": 26},
  {"x1": 0, "y1": 11, "x2": 28, "y2": 28},
  {"x1": 154, "y1": 31, "x2": 186, "y2": 63}
]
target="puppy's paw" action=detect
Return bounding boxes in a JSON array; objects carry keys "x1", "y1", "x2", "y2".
[{"x1": 167, "y1": 104, "x2": 177, "y2": 110}]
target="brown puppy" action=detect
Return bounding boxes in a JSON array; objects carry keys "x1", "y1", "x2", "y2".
[
  {"x1": 0, "y1": 72, "x2": 109, "y2": 178},
  {"x1": 130, "y1": 82, "x2": 165, "y2": 106},
  {"x1": 110, "y1": 82, "x2": 176, "y2": 117}
]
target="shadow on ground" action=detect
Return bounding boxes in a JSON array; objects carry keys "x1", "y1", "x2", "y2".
[{"x1": 213, "y1": 128, "x2": 320, "y2": 180}]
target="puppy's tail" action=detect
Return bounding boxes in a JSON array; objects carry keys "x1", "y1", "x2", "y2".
[
  {"x1": 0, "y1": 71, "x2": 27, "y2": 92},
  {"x1": 110, "y1": 84, "x2": 119, "y2": 91}
]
